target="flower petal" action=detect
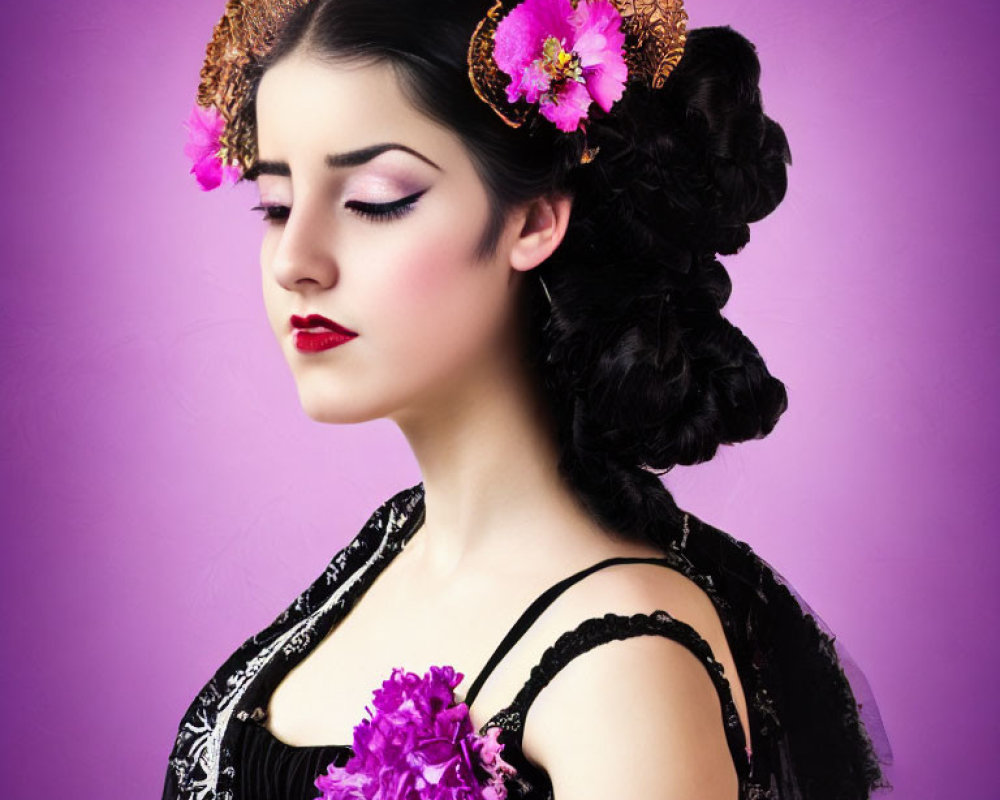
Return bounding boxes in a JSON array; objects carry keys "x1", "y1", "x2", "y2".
[
  {"x1": 183, "y1": 102, "x2": 235, "y2": 191},
  {"x1": 221, "y1": 162, "x2": 242, "y2": 186},
  {"x1": 570, "y1": 0, "x2": 627, "y2": 111},
  {"x1": 569, "y1": 0, "x2": 625, "y2": 59},
  {"x1": 191, "y1": 156, "x2": 222, "y2": 192},
  {"x1": 315, "y1": 666, "x2": 514, "y2": 799},
  {"x1": 183, "y1": 104, "x2": 223, "y2": 152},
  {"x1": 584, "y1": 58, "x2": 627, "y2": 111},
  {"x1": 540, "y1": 79, "x2": 593, "y2": 131},
  {"x1": 516, "y1": 60, "x2": 552, "y2": 104},
  {"x1": 494, "y1": 0, "x2": 576, "y2": 99}
]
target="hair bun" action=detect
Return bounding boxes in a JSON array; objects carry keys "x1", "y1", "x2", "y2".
[
  {"x1": 532, "y1": 25, "x2": 792, "y2": 542},
  {"x1": 571, "y1": 25, "x2": 793, "y2": 260},
  {"x1": 666, "y1": 26, "x2": 793, "y2": 253}
]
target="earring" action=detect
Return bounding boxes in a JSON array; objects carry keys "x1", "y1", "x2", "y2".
[{"x1": 538, "y1": 274, "x2": 553, "y2": 307}]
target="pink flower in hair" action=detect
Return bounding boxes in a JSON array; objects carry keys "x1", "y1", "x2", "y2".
[
  {"x1": 313, "y1": 665, "x2": 517, "y2": 799},
  {"x1": 183, "y1": 102, "x2": 242, "y2": 191},
  {"x1": 493, "y1": 0, "x2": 628, "y2": 132}
]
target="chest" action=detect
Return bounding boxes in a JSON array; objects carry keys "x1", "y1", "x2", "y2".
[{"x1": 262, "y1": 556, "x2": 556, "y2": 749}]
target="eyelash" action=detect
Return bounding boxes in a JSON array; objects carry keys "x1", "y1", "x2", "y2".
[{"x1": 250, "y1": 189, "x2": 427, "y2": 225}]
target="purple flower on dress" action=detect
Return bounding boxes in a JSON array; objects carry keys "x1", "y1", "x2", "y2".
[
  {"x1": 183, "y1": 102, "x2": 242, "y2": 191},
  {"x1": 314, "y1": 665, "x2": 517, "y2": 800},
  {"x1": 493, "y1": 0, "x2": 628, "y2": 132}
]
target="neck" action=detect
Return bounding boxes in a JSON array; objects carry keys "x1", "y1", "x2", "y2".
[{"x1": 390, "y1": 340, "x2": 603, "y2": 582}]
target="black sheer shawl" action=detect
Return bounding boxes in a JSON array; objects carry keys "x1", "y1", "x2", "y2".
[{"x1": 667, "y1": 508, "x2": 894, "y2": 799}]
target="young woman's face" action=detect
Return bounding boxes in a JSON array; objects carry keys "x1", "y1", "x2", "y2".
[{"x1": 254, "y1": 53, "x2": 525, "y2": 426}]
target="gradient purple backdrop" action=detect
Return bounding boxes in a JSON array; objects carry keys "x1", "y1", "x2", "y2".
[{"x1": 1, "y1": 0, "x2": 996, "y2": 797}]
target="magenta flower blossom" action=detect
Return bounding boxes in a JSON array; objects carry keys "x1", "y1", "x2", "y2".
[
  {"x1": 183, "y1": 102, "x2": 242, "y2": 191},
  {"x1": 493, "y1": 0, "x2": 628, "y2": 132},
  {"x1": 314, "y1": 665, "x2": 517, "y2": 800}
]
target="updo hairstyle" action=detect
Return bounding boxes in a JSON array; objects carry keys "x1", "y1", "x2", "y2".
[{"x1": 246, "y1": 0, "x2": 793, "y2": 547}]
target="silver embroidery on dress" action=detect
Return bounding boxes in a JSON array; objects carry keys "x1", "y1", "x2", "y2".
[{"x1": 164, "y1": 486, "x2": 424, "y2": 800}]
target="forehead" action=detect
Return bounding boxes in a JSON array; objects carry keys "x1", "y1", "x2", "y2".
[{"x1": 255, "y1": 54, "x2": 454, "y2": 161}]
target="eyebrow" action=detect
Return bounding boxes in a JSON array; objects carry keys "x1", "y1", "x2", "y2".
[{"x1": 245, "y1": 142, "x2": 441, "y2": 180}]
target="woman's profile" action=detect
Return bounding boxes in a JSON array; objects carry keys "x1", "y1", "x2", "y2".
[{"x1": 166, "y1": 0, "x2": 892, "y2": 798}]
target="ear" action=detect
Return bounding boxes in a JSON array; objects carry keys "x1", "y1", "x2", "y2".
[{"x1": 508, "y1": 193, "x2": 573, "y2": 273}]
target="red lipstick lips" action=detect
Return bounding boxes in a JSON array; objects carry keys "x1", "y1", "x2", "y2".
[{"x1": 290, "y1": 313, "x2": 358, "y2": 353}]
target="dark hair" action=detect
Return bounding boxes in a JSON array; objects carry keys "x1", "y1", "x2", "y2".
[{"x1": 251, "y1": 0, "x2": 792, "y2": 547}]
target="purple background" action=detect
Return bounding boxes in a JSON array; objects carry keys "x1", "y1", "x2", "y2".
[{"x1": 1, "y1": 0, "x2": 996, "y2": 797}]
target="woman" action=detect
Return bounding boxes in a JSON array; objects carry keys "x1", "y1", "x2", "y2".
[{"x1": 167, "y1": 0, "x2": 892, "y2": 798}]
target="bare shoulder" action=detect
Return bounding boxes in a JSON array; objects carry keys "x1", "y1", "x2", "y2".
[
  {"x1": 526, "y1": 632, "x2": 741, "y2": 800},
  {"x1": 545, "y1": 559, "x2": 748, "y2": 723},
  {"x1": 517, "y1": 559, "x2": 749, "y2": 798}
]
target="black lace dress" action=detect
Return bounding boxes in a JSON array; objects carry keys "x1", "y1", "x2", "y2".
[{"x1": 162, "y1": 482, "x2": 892, "y2": 800}]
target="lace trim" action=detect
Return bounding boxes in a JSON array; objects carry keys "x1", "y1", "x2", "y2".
[
  {"x1": 479, "y1": 610, "x2": 752, "y2": 793},
  {"x1": 163, "y1": 483, "x2": 426, "y2": 800}
]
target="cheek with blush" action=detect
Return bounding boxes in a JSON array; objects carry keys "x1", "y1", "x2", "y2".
[{"x1": 375, "y1": 224, "x2": 506, "y2": 374}]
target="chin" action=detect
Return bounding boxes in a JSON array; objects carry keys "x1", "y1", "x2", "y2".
[{"x1": 296, "y1": 387, "x2": 388, "y2": 425}]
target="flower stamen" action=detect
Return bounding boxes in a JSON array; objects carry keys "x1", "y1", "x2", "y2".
[{"x1": 538, "y1": 36, "x2": 584, "y2": 86}]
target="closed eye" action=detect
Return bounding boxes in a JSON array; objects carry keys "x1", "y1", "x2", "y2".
[
  {"x1": 250, "y1": 188, "x2": 428, "y2": 225},
  {"x1": 345, "y1": 188, "x2": 427, "y2": 222},
  {"x1": 250, "y1": 204, "x2": 290, "y2": 223}
]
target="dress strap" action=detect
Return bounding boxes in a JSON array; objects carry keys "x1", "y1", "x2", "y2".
[
  {"x1": 495, "y1": 611, "x2": 752, "y2": 784},
  {"x1": 462, "y1": 556, "x2": 674, "y2": 708}
]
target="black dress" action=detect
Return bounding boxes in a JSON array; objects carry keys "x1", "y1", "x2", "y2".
[{"x1": 162, "y1": 482, "x2": 892, "y2": 800}]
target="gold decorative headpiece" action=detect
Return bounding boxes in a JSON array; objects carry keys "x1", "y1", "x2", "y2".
[
  {"x1": 192, "y1": 0, "x2": 309, "y2": 180},
  {"x1": 184, "y1": 0, "x2": 687, "y2": 189},
  {"x1": 467, "y1": 0, "x2": 687, "y2": 131}
]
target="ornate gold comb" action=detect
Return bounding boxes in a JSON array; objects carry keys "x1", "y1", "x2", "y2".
[
  {"x1": 190, "y1": 0, "x2": 687, "y2": 180},
  {"x1": 467, "y1": 0, "x2": 688, "y2": 129}
]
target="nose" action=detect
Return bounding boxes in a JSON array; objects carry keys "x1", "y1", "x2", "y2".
[{"x1": 266, "y1": 196, "x2": 339, "y2": 292}]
